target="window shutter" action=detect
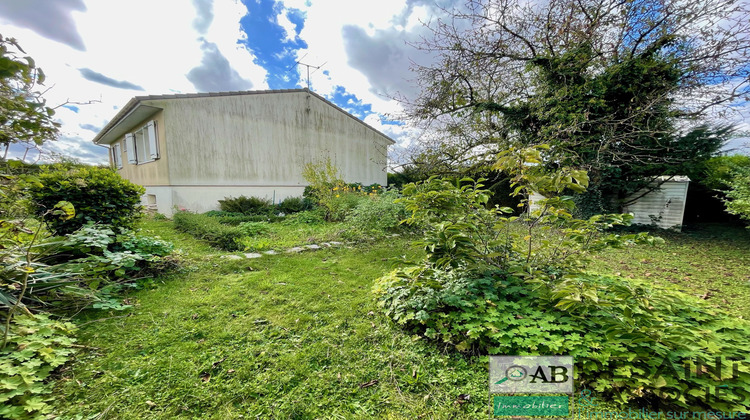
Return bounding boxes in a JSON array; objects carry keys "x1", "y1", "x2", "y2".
[
  {"x1": 147, "y1": 121, "x2": 159, "y2": 160},
  {"x1": 114, "y1": 144, "x2": 123, "y2": 169},
  {"x1": 125, "y1": 133, "x2": 137, "y2": 164}
]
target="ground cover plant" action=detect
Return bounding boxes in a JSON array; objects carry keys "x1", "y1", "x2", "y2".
[
  {"x1": 374, "y1": 146, "x2": 750, "y2": 412},
  {"x1": 38, "y1": 204, "x2": 749, "y2": 419}
]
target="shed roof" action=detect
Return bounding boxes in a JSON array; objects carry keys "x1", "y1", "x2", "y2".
[{"x1": 92, "y1": 88, "x2": 397, "y2": 146}]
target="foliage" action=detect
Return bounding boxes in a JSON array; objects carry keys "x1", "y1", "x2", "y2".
[
  {"x1": 173, "y1": 211, "x2": 245, "y2": 251},
  {"x1": 237, "y1": 221, "x2": 270, "y2": 237},
  {"x1": 203, "y1": 211, "x2": 284, "y2": 225},
  {"x1": 346, "y1": 189, "x2": 409, "y2": 236},
  {"x1": 373, "y1": 267, "x2": 750, "y2": 411},
  {"x1": 0, "y1": 35, "x2": 59, "y2": 157},
  {"x1": 373, "y1": 146, "x2": 750, "y2": 410},
  {"x1": 1, "y1": 219, "x2": 175, "y2": 319},
  {"x1": 301, "y1": 157, "x2": 348, "y2": 221},
  {"x1": 280, "y1": 209, "x2": 326, "y2": 226},
  {"x1": 277, "y1": 196, "x2": 313, "y2": 214},
  {"x1": 218, "y1": 196, "x2": 273, "y2": 215},
  {"x1": 700, "y1": 155, "x2": 750, "y2": 190},
  {"x1": 0, "y1": 314, "x2": 76, "y2": 419},
  {"x1": 27, "y1": 165, "x2": 144, "y2": 235},
  {"x1": 724, "y1": 168, "x2": 750, "y2": 225},
  {"x1": 406, "y1": 0, "x2": 747, "y2": 211}
]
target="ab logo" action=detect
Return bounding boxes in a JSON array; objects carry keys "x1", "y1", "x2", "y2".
[{"x1": 490, "y1": 356, "x2": 574, "y2": 394}]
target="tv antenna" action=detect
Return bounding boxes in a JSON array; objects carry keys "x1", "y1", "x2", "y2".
[{"x1": 289, "y1": 54, "x2": 327, "y2": 90}]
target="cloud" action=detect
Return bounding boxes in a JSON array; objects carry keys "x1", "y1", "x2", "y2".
[
  {"x1": 192, "y1": 0, "x2": 214, "y2": 34},
  {"x1": 341, "y1": 25, "x2": 419, "y2": 99},
  {"x1": 79, "y1": 123, "x2": 102, "y2": 133},
  {"x1": 78, "y1": 68, "x2": 145, "y2": 91},
  {"x1": 186, "y1": 40, "x2": 254, "y2": 92},
  {"x1": 0, "y1": 0, "x2": 86, "y2": 50}
]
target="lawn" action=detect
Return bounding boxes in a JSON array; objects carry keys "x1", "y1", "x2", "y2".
[{"x1": 50, "y1": 220, "x2": 750, "y2": 419}]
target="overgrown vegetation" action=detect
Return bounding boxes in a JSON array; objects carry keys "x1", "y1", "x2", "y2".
[
  {"x1": 374, "y1": 146, "x2": 750, "y2": 412},
  {"x1": 173, "y1": 211, "x2": 245, "y2": 251},
  {"x1": 218, "y1": 196, "x2": 273, "y2": 215}
]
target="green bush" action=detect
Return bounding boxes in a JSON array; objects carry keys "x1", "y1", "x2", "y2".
[
  {"x1": 28, "y1": 165, "x2": 144, "y2": 235},
  {"x1": 373, "y1": 267, "x2": 750, "y2": 412},
  {"x1": 374, "y1": 146, "x2": 750, "y2": 411},
  {"x1": 278, "y1": 196, "x2": 313, "y2": 214},
  {"x1": 218, "y1": 196, "x2": 272, "y2": 215},
  {"x1": 173, "y1": 211, "x2": 244, "y2": 251},
  {"x1": 347, "y1": 189, "x2": 409, "y2": 235},
  {"x1": 203, "y1": 211, "x2": 284, "y2": 225},
  {"x1": 0, "y1": 314, "x2": 77, "y2": 419},
  {"x1": 238, "y1": 221, "x2": 270, "y2": 237},
  {"x1": 725, "y1": 168, "x2": 750, "y2": 225},
  {"x1": 281, "y1": 209, "x2": 326, "y2": 225}
]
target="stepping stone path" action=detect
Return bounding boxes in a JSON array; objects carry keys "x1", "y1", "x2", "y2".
[{"x1": 223, "y1": 242, "x2": 345, "y2": 259}]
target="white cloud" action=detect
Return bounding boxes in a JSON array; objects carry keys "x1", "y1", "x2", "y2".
[{"x1": 0, "y1": 0, "x2": 267, "y2": 163}]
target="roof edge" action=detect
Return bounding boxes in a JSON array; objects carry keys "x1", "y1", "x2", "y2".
[{"x1": 91, "y1": 88, "x2": 397, "y2": 145}]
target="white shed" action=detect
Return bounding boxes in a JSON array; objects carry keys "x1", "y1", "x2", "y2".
[
  {"x1": 527, "y1": 176, "x2": 691, "y2": 231},
  {"x1": 622, "y1": 176, "x2": 690, "y2": 231}
]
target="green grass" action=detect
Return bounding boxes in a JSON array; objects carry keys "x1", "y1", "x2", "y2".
[
  {"x1": 588, "y1": 223, "x2": 750, "y2": 318},
  {"x1": 50, "y1": 220, "x2": 749, "y2": 418},
  {"x1": 53, "y1": 220, "x2": 494, "y2": 419}
]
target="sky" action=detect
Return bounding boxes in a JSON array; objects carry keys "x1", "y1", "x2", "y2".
[
  {"x1": 0, "y1": 0, "x2": 747, "y2": 165},
  {"x1": 0, "y1": 0, "x2": 446, "y2": 164}
]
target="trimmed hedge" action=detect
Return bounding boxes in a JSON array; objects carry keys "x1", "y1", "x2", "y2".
[
  {"x1": 203, "y1": 211, "x2": 284, "y2": 225},
  {"x1": 173, "y1": 212, "x2": 244, "y2": 251}
]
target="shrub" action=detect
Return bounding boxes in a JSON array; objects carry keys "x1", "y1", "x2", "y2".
[
  {"x1": 373, "y1": 267, "x2": 750, "y2": 412},
  {"x1": 218, "y1": 196, "x2": 272, "y2": 215},
  {"x1": 27, "y1": 165, "x2": 144, "y2": 235},
  {"x1": 346, "y1": 189, "x2": 409, "y2": 235},
  {"x1": 203, "y1": 211, "x2": 284, "y2": 225},
  {"x1": 278, "y1": 196, "x2": 313, "y2": 214},
  {"x1": 0, "y1": 314, "x2": 77, "y2": 419},
  {"x1": 724, "y1": 168, "x2": 750, "y2": 225},
  {"x1": 373, "y1": 146, "x2": 750, "y2": 411},
  {"x1": 173, "y1": 211, "x2": 244, "y2": 251},
  {"x1": 237, "y1": 221, "x2": 270, "y2": 237},
  {"x1": 281, "y1": 209, "x2": 326, "y2": 225}
]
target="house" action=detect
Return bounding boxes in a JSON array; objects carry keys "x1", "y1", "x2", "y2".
[{"x1": 92, "y1": 89, "x2": 395, "y2": 216}]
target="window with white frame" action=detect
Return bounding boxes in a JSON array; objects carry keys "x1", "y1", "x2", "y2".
[
  {"x1": 111, "y1": 143, "x2": 123, "y2": 169},
  {"x1": 124, "y1": 120, "x2": 159, "y2": 165}
]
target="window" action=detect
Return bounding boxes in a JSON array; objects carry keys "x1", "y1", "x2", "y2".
[
  {"x1": 124, "y1": 120, "x2": 159, "y2": 164},
  {"x1": 111, "y1": 143, "x2": 123, "y2": 169}
]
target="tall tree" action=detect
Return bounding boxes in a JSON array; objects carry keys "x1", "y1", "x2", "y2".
[
  {"x1": 405, "y1": 0, "x2": 749, "y2": 212},
  {"x1": 0, "y1": 35, "x2": 59, "y2": 160}
]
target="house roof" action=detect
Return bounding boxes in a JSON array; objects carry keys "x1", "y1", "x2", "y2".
[{"x1": 92, "y1": 88, "x2": 397, "y2": 146}]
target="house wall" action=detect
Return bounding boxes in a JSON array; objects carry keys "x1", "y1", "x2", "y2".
[
  {"x1": 146, "y1": 91, "x2": 389, "y2": 190},
  {"x1": 622, "y1": 180, "x2": 690, "y2": 231},
  {"x1": 112, "y1": 110, "x2": 170, "y2": 187}
]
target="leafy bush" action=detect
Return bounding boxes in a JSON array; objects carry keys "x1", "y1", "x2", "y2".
[
  {"x1": 0, "y1": 314, "x2": 77, "y2": 419},
  {"x1": 373, "y1": 267, "x2": 750, "y2": 412},
  {"x1": 724, "y1": 168, "x2": 750, "y2": 225},
  {"x1": 281, "y1": 209, "x2": 326, "y2": 225},
  {"x1": 173, "y1": 211, "x2": 244, "y2": 251},
  {"x1": 238, "y1": 221, "x2": 270, "y2": 237},
  {"x1": 27, "y1": 165, "x2": 144, "y2": 235},
  {"x1": 346, "y1": 189, "x2": 409, "y2": 235},
  {"x1": 218, "y1": 196, "x2": 272, "y2": 215},
  {"x1": 373, "y1": 146, "x2": 750, "y2": 411},
  {"x1": 278, "y1": 196, "x2": 313, "y2": 214},
  {"x1": 203, "y1": 211, "x2": 284, "y2": 225}
]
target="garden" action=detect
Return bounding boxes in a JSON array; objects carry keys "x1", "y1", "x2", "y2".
[{"x1": 2, "y1": 147, "x2": 750, "y2": 419}]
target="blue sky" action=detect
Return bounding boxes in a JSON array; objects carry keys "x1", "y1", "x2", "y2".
[
  {"x1": 0, "y1": 0, "x2": 746, "y2": 163},
  {"x1": 0, "y1": 0, "x2": 434, "y2": 164}
]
